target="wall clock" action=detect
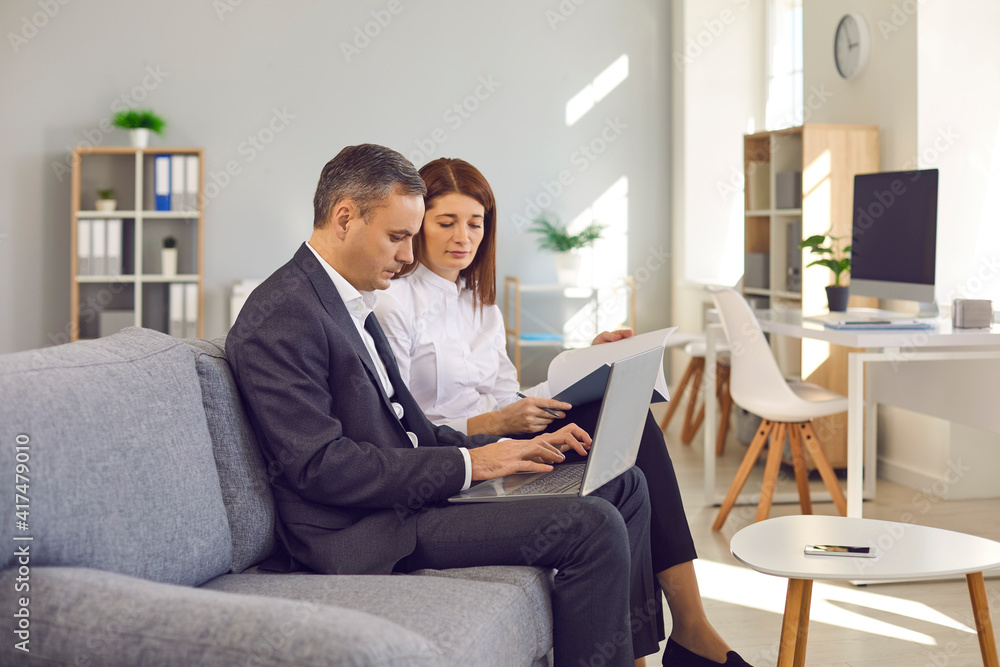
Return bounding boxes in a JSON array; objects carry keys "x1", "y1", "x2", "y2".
[{"x1": 834, "y1": 13, "x2": 871, "y2": 80}]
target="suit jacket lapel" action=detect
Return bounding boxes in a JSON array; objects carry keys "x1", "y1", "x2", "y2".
[{"x1": 291, "y1": 244, "x2": 400, "y2": 421}]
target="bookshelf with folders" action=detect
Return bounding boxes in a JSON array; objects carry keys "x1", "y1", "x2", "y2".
[
  {"x1": 70, "y1": 146, "x2": 204, "y2": 341},
  {"x1": 741, "y1": 124, "x2": 879, "y2": 468}
]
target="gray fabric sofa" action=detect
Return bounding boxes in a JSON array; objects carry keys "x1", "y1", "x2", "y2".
[{"x1": 0, "y1": 328, "x2": 553, "y2": 666}]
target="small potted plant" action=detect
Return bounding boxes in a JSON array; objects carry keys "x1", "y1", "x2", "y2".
[
  {"x1": 96, "y1": 188, "x2": 116, "y2": 212},
  {"x1": 161, "y1": 236, "x2": 178, "y2": 277},
  {"x1": 529, "y1": 213, "x2": 604, "y2": 285},
  {"x1": 799, "y1": 231, "x2": 851, "y2": 311},
  {"x1": 112, "y1": 109, "x2": 167, "y2": 148}
]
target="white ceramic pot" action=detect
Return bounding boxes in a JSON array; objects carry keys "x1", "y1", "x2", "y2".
[
  {"x1": 95, "y1": 199, "x2": 117, "y2": 212},
  {"x1": 161, "y1": 248, "x2": 178, "y2": 277},
  {"x1": 129, "y1": 128, "x2": 150, "y2": 148},
  {"x1": 555, "y1": 252, "x2": 582, "y2": 286}
]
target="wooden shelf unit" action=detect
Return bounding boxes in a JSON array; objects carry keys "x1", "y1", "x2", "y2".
[
  {"x1": 70, "y1": 146, "x2": 204, "y2": 341},
  {"x1": 503, "y1": 275, "x2": 636, "y2": 381},
  {"x1": 743, "y1": 124, "x2": 879, "y2": 468}
]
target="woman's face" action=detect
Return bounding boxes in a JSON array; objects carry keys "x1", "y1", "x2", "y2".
[{"x1": 420, "y1": 192, "x2": 486, "y2": 282}]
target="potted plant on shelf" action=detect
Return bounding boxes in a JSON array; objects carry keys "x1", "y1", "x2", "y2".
[
  {"x1": 799, "y1": 231, "x2": 851, "y2": 311},
  {"x1": 112, "y1": 109, "x2": 167, "y2": 148},
  {"x1": 95, "y1": 188, "x2": 116, "y2": 212},
  {"x1": 528, "y1": 213, "x2": 604, "y2": 285}
]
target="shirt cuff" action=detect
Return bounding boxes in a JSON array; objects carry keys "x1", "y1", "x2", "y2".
[{"x1": 459, "y1": 447, "x2": 472, "y2": 491}]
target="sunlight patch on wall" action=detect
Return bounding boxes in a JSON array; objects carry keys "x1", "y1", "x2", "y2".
[
  {"x1": 562, "y1": 176, "x2": 629, "y2": 340},
  {"x1": 565, "y1": 54, "x2": 629, "y2": 127}
]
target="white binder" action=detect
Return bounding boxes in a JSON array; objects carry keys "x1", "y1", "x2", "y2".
[
  {"x1": 183, "y1": 283, "x2": 199, "y2": 338},
  {"x1": 105, "y1": 219, "x2": 122, "y2": 276},
  {"x1": 185, "y1": 155, "x2": 200, "y2": 210},
  {"x1": 77, "y1": 219, "x2": 92, "y2": 276},
  {"x1": 91, "y1": 219, "x2": 106, "y2": 276},
  {"x1": 171, "y1": 156, "x2": 185, "y2": 212},
  {"x1": 168, "y1": 283, "x2": 185, "y2": 337}
]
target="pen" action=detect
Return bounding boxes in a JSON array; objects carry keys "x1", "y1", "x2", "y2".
[{"x1": 516, "y1": 391, "x2": 562, "y2": 417}]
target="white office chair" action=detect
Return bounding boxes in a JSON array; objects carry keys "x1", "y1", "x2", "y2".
[{"x1": 709, "y1": 287, "x2": 847, "y2": 530}]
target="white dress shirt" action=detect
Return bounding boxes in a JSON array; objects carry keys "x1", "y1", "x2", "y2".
[
  {"x1": 306, "y1": 243, "x2": 472, "y2": 489},
  {"x1": 376, "y1": 263, "x2": 550, "y2": 434}
]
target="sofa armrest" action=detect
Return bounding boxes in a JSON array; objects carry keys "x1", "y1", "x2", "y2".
[{"x1": 0, "y1": 567, "x2": 442, "y2": 667}]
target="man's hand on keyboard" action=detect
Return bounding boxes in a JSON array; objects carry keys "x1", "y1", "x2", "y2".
[{"x1": 469, "y1": 424, "x2": 592, "y2": 481}]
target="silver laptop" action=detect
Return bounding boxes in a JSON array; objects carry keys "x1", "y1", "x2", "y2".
[{"x1": 449, "y1": 346, "x2": 662, "y2": 503}]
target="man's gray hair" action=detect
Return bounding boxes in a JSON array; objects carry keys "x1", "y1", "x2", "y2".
[{"x1": 313, "y1": 144, "x2": 427, "y2": 228}]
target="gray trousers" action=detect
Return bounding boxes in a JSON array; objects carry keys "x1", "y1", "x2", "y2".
[{"x1": 397, "y1": 466, "x2": 661, "y2": 666}]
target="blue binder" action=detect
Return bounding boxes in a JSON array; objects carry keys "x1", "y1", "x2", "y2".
[{"x1": 154, "y1": 154, "x2": 171, "y2": 211}]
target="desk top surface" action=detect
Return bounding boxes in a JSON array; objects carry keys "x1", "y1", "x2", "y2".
[
  {"x1": 731, "y1": 515, "x2": 1000, "y2": 581},
  {"x1": 750, "y1": 309, "x2": 1000, "y2": 349}
]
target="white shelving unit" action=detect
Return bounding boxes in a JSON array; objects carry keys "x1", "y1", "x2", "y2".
[{"x1": 70, "y1": 146, "x2": 204, "y2": 341}]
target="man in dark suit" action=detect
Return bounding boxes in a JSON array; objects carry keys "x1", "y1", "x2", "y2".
[{"x1": 227, "y1": 144, "x2": 661, "y2": 666}]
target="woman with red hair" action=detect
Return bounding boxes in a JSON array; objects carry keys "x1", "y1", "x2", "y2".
[{"x1": 376, "y1": 158, "x2": 750, "y2": 667}]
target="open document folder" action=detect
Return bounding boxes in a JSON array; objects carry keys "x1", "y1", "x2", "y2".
[{"x1": 546, "y1": 327, "x2": 676, "y2": 406}]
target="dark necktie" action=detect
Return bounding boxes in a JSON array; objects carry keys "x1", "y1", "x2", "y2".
[{"x1": 363, "y1": 312, "x2": 412, "y2": 432}]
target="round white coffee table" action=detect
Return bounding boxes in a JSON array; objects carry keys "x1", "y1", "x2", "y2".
[{"x1": 730, "y1": 515, "x2": 1000, "y2": 667}]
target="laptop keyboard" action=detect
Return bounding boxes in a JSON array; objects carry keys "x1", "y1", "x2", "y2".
[{"x1": 508, "y1": 464, "x2": 586, "y2": 495}]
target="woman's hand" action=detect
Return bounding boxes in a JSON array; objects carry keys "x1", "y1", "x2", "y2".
[
  {"x1": 467, "y1": 397, "x2": 573, "y2": 436},
  {"x1": 496, "y1": 397, "x2": 573, "y2": 435},
  {"x1": 591, "y1": 328, "x2": 633, "y2": 345}
]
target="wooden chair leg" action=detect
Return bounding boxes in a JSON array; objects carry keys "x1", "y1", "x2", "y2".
[
  {"x1": 715, "y1": 365, "x2": 732, "y2": 456},
  {"x1": 659, "y1": 357, "x2": 696, "y2": 432},
  {"x1": 680, "y1": 358, "x2": 706, "y2": 444},
  {"x1": 801, "y1": 422, "x2": 847, "y2": 516},
  {"x1": 713, "y1": 420, "x2": 774, "y2": 530},
  {"x1": 788, "y1": 423, "x2": 813, "y2": 515},
  {"x1": 777, "y1": 578, "x2": 813, "y2": 667},
  {"x1": 756, "y1": 422, "x2": 786, "y2": 522},
  {"x1": 967, "y1": 571, "x2": 999, "y2": 667}
]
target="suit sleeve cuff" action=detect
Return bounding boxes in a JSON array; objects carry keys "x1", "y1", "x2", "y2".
[{"x1": 459, "y1": 447, "x2": 472, "y2": 491}]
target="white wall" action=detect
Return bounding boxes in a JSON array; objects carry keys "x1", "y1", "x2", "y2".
[
  {"x1": 803, "y1": 0, "x2": 1000, "y2": 497},
  {"x1": 0, "y1": 0, "x2": 672, "y2": 353},
  {"x1": 801, "y1": 0, "x2": 917, "y2": 170},
  {"x1": 917, "y1": 0, "x2": 1000, "y2": 306},
  {"x1": 670, "y1": 0, "x2": 766, "y2": 376}
]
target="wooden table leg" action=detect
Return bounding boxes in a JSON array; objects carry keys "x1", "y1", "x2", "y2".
[
  {"x1": 967, "y1": 571, "x2": 999, "y2": 667},
  {"x1": 777, "y1": 578, "x2": 813, "y2": 667}
]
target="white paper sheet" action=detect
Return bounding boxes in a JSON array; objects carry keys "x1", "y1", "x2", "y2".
[{"x1": 546, "y1": 327, "x2": 677, "y2": 401}]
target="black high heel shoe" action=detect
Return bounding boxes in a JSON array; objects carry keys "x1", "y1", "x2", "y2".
[{"x1": 661, "y1": 637, "x2": 753, "y2": 666}]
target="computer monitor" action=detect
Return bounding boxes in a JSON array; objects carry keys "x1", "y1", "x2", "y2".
[{"x1": 850, "y1": 168, "x2": 938, "y2": 307}]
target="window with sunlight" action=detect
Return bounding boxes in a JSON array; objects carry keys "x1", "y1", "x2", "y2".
[{"x1": 765, "y1": 0, "x2": 803, "y2": 130}]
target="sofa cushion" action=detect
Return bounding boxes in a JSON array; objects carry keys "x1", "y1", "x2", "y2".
[
  {"x1": 184, "y1": 337, "x2": 275, "y2": 573},
  {"x1": 0, "y1": 328, "x2": 231, "y2": 586},
  {"x1": 411, "y1": 565, "x2": 554, "y2": 658},
  {"x1": 202, "y1": 570, "x2": 551, "y2": 666},
  {"x1": 0, "y1": 566, "x2": 441, "y2": 667}
]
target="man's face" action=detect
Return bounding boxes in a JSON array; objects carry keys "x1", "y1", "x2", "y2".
[{"x1": 339, "y1": 191, "x2": 424, "y2": 292}]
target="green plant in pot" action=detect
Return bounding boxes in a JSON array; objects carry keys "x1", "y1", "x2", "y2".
[
  {"x1": 112, "y1": 109, "x2": 166, "y2": 148},
  {"x1": 96, "y1": 187, "x2": 116, "y2": 212},
  {"x1": 528, "y1": 213, "x2": 604, "y2": 285},
  {"x1": 799, "y1": 231, "x2": 851, "y2": 311}
]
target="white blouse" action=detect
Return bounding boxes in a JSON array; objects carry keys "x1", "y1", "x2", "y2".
[{"x1": 375, "y1": 263, "x2": 550, "y2": 434}]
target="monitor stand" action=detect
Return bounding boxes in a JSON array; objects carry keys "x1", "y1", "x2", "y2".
[{"x1": 916, "y1": 301, "x2": 940, "y2": 318}]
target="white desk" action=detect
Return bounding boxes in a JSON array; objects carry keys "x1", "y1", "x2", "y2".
[{"x1": 703, "y1": 311, "x2": 1000, "y2": 516}]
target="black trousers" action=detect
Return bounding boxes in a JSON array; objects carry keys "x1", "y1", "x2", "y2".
[
  {"x1": 397, "y1": 467, "x2": 661, "y2": 666},
  {"x1": 548, "y1": 402, "x2": 699, "y2": 573}
]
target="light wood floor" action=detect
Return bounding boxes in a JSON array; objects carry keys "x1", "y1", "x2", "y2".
[{"x1": 648, "y1": 403, "x2": 1000, "y2": 666}]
